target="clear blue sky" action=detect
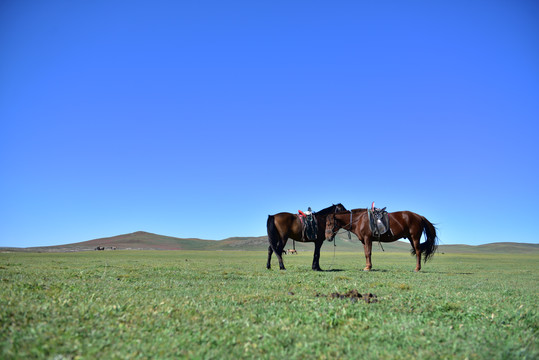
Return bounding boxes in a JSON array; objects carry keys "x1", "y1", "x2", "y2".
[{"x1": 1, "y1": 0, "x2": 538, "y2": 247}]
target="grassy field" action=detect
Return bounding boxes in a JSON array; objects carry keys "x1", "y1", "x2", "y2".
[{"x1": 1, "y1": 250, "x2": 537, "y2": 359}]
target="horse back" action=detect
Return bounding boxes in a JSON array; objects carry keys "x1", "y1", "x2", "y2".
[
  {"x1": 389, "y1": 210, "x2": 421, "y2": 219},
  {"x1": 388, "y1": 211, "x2": 423, "y2": 235},
  {"x1": 271, "y1": 212, "x2": 302, "y2": 237}
]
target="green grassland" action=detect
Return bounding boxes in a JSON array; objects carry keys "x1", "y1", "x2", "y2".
[{"x1": 1, "y1": 251, "x2": 537, "y2": 359}]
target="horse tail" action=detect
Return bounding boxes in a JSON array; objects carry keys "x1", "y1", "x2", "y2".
[
  {"x1": 267, "y1": 215, "x2": 280, "y2": 253},
  {"x1": 419, "y1": 216, "x2": 438, "y2": 262}
]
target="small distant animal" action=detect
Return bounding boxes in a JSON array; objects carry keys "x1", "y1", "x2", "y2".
[
  {"x1": 287, "y1": 249, "x2": 297, "y2": 255},
  {"x1": 95, "y1": 246, "x2": 105, "y2": 251}
]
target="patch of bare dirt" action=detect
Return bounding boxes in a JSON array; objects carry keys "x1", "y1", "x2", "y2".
[{"x1": 316, "y1": 289, "x2": 378, "y2": 303}]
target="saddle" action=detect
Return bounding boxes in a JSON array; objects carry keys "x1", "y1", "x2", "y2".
[
  {"x1": 298, "y1": 210, "x2": 318, "y2": 241},
  {"x1": 367, "y1": 204, "x2": 391, "y2": 237}
]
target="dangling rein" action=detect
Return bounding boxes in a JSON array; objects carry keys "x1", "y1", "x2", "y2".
[{"x1": 330, "y1": 210, "x2": 384, "y2": 251}]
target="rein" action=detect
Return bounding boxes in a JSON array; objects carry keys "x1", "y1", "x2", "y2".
[
  {"x1": 329, "y1": 210, "x2": 361, "y2": 240},
  {"x1": 327, "y1": 207, "x2": 345, "y2": 270},
  {"x1": 330, "y1": 210, "x2": 386, "y2": 252}
]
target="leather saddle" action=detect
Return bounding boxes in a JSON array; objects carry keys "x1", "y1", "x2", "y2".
[
  {"x1": 367, "y1": 206, "x2": 391, "y2": 237},
  {"x1": 298, "y1": 210, "x2": 318, "y2": 241}
]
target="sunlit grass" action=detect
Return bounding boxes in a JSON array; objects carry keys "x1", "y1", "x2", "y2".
[{"x1": 1, "y1": 251, "x2": 537, "y2": 359}]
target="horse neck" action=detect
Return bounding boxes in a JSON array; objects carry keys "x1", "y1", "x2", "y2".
[
  {"x1": 316, "y1": 205, "x2": 339, "y2": 217},
  {"x1": 336, "y1": 209, "x2": 365, "y2": 228}
]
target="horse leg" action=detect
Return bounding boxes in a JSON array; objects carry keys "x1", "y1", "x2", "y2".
[
  {"x1": 267, "y1": 240, "x2": 287, "y2": 270},
  {"x1": 363, "y1": 237, "x2": 373, "y2": 271},
  {"x1": 410, "y1": 236, "x2": 422, "y2": 272},
  {"x1": 274, "y1": 238, "x2": 287, "y2": 270},
  {"x1": 266, "y1": 246, "x2": 273, "y2": 269},
  {"x1": 312, "y1": 241, "x2": 323, "y2": 271}
]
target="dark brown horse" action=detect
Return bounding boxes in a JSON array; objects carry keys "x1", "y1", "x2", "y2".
[
  {"x1": 267, "y1": 203, "x2": 347, "y2": 271},
  {"x1": 325, "y1": 209, "x2": 438, "y2": 271}
]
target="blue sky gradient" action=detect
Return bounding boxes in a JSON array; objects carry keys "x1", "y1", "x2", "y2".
[{"x1": 1, "y1": 0, "x2": 538, "y2": 247}]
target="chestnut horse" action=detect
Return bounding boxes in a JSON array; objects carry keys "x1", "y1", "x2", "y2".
[
  {"x1": 325, "y1": 209, "x2": 438, "y2": 271},
  {"x1": 267, "y1": 203, "x2": 347, "y2": 271}
]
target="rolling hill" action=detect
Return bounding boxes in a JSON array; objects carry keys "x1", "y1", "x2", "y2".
[{"x1": 2, "y1": 231, "x2": 538, "y2": 254}]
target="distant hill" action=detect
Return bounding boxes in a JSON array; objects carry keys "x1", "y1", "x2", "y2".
[
  {"x1": 2, "y1": 231, "x2": 538, "y2": 254},
  {"x1": 2, "y1": 231, "x2": 270, "y2": 252},
  {"x1": 435, "y1": 242, "x2": 539, "y2": 254}
]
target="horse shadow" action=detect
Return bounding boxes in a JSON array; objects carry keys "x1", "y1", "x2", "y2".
[
  {"x1": 423, "y1": 271, "x2": 474, "y2": 275},
  {"x1": 321, "y1": 268, "x2": 345, "y2": 272}
]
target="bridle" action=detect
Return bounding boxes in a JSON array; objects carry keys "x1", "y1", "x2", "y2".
[
  {"x1": 328, "y1": 210, "x2": 356, "y2": 241},
  {"x1": 329, "y1": 208, "x2": 371, "y2": 240}
]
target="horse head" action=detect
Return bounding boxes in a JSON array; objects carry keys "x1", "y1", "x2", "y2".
[{"x1": 325, "y1": 214, "x2": 339, "y2": 241}]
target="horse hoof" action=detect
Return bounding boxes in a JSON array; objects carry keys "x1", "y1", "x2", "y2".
[{"x1": 363, "y1": 268, "x2": 371, "y2": 272}]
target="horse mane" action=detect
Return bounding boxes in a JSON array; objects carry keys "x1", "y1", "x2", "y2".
[
  {"x1": 334, "y1": 208, "x2": 367, "y2": 216},
  {"x1": 316, "y1": 203, "x2": 347, "y2": 216}
]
